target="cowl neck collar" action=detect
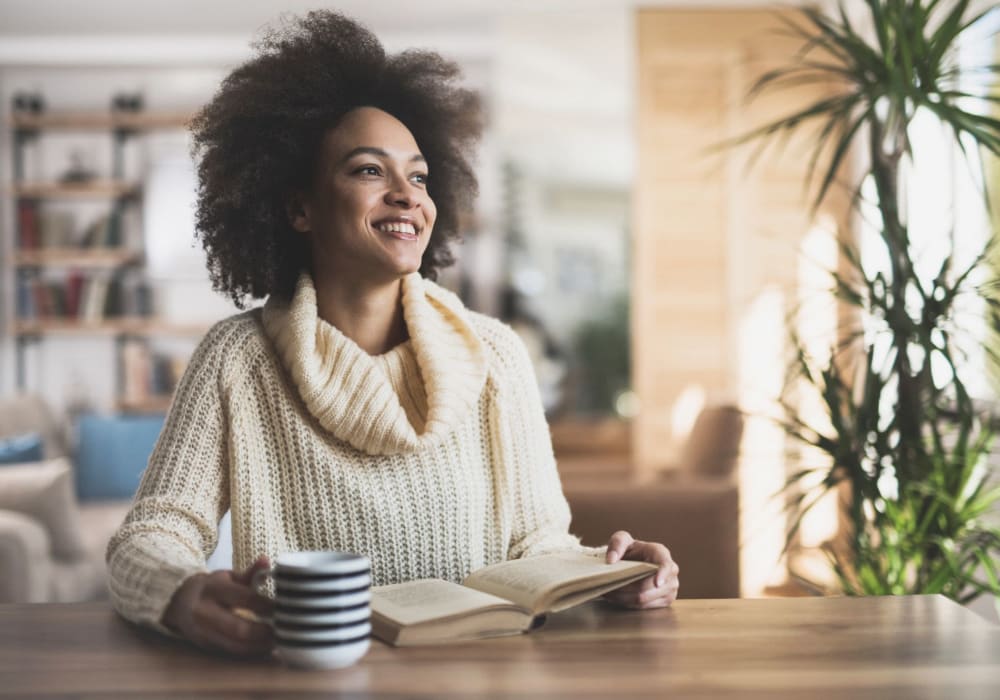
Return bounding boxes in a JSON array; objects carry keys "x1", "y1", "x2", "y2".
[{"x1": 262, "y1": 272, "x2": 487, "y2": 455}]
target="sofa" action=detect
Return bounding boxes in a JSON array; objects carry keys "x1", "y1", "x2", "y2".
[
  {"x1": 0, "y1": 395, "x2": 134, "y2": 603},
  {"x1": 559, "y1": 406, "x2": 743, "y2": 598}
]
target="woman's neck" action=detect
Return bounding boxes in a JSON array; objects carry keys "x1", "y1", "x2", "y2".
[{"x1": 312, "y1": 273, "x2": 409, "y2": 356}]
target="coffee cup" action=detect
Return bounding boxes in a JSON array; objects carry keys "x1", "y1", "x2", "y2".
[{"x1": 252, "y1": 551, "x2": 371, "y2": 669}]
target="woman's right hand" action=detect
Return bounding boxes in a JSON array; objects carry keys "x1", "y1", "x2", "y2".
[{"x1": 162, "y1": 556, "x2": 275, "y2": 656}]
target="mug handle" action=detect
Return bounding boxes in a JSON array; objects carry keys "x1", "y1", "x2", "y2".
[{"x1": 250, "y1": 566, "x2": 275, "y2": 597}]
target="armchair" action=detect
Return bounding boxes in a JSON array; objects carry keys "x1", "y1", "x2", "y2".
[{"x1": 0, "y1": 394, "x2": 132, "y2": 603}]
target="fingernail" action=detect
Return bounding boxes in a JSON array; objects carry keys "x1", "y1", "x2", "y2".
[
  {"x1": 656, "y1": 574, "x2": 665, "y2": 587},
  {"x1": 607, "y1": 551, "x2": 619, "y2": 563}
]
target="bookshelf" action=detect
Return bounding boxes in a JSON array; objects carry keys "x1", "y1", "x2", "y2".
[
  {"x1": 11, "y1": 111, "x2": 191, "y2": 131},
  {"x1": 13, "y1": 319, "x2": 210, "y2": 336},
  {"x1": 13, "y1": 248, "x2": 142, "y2": 268},
  {"x1": 11, "y1": 181, "x2": 141, "y2": 199},
  {"x1": 5, "y1": 98, "x2": 200, "y2": 413}
]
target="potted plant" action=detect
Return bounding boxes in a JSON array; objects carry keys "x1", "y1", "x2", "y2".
[{"x1": 742, "y1": 0, "x2": 1000, "y2": 603}]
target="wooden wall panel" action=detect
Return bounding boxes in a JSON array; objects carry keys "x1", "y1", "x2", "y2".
[
  {"x1": 634, "y1": 8, "x2": 851, "y2": 594},
  {"x1": 635, "y1": 9, "x2": 826, "y2": 468}
]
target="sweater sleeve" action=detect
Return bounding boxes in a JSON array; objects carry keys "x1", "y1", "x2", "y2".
[
  {"x1": 105, "y1": 322, "x2": 235, "y2": 633},
  {"x1": 488, "y1": 321, "x2": 604, "y2": 560}
]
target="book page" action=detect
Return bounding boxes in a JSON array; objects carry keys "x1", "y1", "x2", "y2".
[
  {"x1": 371, "y1": 579, "x2": 521, "y2": 626},
  {"x1": 463, "y1": 552, "x2": 655, "y2": 613}
]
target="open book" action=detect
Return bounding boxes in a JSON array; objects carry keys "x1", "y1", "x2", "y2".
[{"x1": 370, "y1": 551, "x2": 657, "y2": 646}]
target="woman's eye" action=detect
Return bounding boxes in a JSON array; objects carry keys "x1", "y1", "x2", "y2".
[
  {"x1": 355, "y1": 165, "x2": 381, "y2": 176},
  {"x1": 411, "y1": 173, "x2": 429, "y2": 185}
]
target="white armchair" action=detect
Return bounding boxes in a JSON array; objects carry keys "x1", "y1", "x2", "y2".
[{"x1": 0, "y1": 394, "x2": 129, "y2": 603}]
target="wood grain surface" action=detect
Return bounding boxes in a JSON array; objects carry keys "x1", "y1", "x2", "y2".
[{"x1": 1, "y1": 596, "x2": 998, "y2": 699}]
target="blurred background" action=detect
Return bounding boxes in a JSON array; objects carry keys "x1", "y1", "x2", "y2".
[
  {"x1": 0, "y1": 0, "x2": 639, "y2": 424},
  {"x1": 1, "y1": 0, "x2": 997, "y2": 610}
]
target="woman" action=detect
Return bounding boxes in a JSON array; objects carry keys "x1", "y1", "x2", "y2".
[{"x1": 107, "y1": 11, "x2": 679, "y2": 657}]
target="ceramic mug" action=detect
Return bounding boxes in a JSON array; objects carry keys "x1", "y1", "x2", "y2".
[{"x1": 252, "y1": 551, "x2": 372, "y2": 669}]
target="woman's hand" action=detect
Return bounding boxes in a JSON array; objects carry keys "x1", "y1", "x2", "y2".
[
  {"x1": 162, "y1": 556, "x2": 275, "y2": 656},
  {"x1": 602, "y1": 530, "x2": 680, "y2": 609}
]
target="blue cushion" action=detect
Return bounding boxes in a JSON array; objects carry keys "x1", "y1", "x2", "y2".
[
  {"x1": 0, "y1": 432, "x2": 44, "y2": 465},
  {"x1": 75, "y1": 414, "x2": 165, "y2": 501}
]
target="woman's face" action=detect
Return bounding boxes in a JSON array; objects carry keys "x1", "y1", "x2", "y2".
[{"x1": 293, "y1": 106, "x2": 437, "y2": 284}]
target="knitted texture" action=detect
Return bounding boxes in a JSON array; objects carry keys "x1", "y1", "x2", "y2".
[{"x1": 106, "y1": 272, "x2": 590, "y2": 632}]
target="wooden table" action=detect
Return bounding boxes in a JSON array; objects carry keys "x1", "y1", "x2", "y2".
[{"x1": 2, "y1": 595, "x2": 998, "y2": 699}]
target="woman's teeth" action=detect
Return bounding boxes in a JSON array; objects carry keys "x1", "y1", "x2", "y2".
[{"x1": 377, "y1": 222, "x2": 417, "y2": 236}]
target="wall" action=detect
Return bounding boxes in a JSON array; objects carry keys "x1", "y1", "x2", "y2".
[{"x1": 634, "y1": 8, "x2": 851, "y2": 594}]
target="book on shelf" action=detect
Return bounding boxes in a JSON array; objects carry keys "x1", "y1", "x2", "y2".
[
  {"x1": 15, "y1": 271, "x2": 152, "y2": 324},
  {"x1": 122, "y1": 339, "x2": 152, "y2": 404},
  {"x1": 78, "y1": 212, "x2": 121, "y2": 248},
  {"x1": 151, "y1": 355, "x2": 185, "y2": 395},
  {"x1": 15, "y1": 205, "x2": 129, "y2": 253},
  {"x1": 133, "y1": 280, "x2": 153, "y2": 317},
  {"x1": 34, "y1": 281, "x2": 55, "y2": 317},
  {"x1": 16, "y1": 278, "x2": 34, "y2": 319},
  {"x1": 19, "y1": 273, "x2": 110, "y2": 322},
  {"x1": 17, "y1": 200, "x2": 39, "y2": 249},
  {"x1": 122, "y1": 339, "x2": 187, "y2": 405},
  {"x1": 38, "y1": 210, "x2": 75, "y2": 248},
  {"x1": 370, "y1": 551, "x2": 656, "y2": 646},
  {"x1": 64, "y1": 273, "x2": 85, "y2": 317},
  {"x1": 103, "y1": 276, "x2": 123, "y2": 317},
  {"x1": 80, "y1": 274, "x2": 110, "y2": 321},
  {"x1": 16, "y1": 277, "x2": 65, "y2": 318}
]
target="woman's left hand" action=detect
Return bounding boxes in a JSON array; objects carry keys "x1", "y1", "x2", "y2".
[{"x1": 601, "y1": 530, "x2": 679, "y2": 609}]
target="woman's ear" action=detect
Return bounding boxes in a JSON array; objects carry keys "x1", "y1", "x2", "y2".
[{"x1": 286, "y1": 193, "x2": 311, "y2": 234}]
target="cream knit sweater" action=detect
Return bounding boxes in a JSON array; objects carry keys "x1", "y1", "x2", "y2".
[{"x1": 107, "y1": 271, "x2": 590, "y2": 631}]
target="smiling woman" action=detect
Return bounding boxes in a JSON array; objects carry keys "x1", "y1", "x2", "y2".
[
  {"x1": 289, "y1": 107, "x2": 438, "y2": 351},
  {"x1": 105, "y1": 9, "x2": 680, "y2": 659}
]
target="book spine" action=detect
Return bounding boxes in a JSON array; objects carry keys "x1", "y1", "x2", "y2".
[
  {"x1": 16, "y1": 276, "x2": 35, "y2": 319},
  {"x1": 106, "y1": 210, "x2": 122, "y2": 247},
  {"x1": 82, "y1": 277, "x2": 107, "y2": 321},
  {"x1": 50, "y1": 282, "x2": 66, "y2": 317},
  {"x1": 122, "y1": 339, "x2": 151, "y2": 403},
  {"x1": 104, "y1": 276, "x2": 123, "y2": 317},
  {"x1": 65, "y1": 273, "x2": 84, "y2": 317},
  {"x1": 17, "y1": 201, "x2": 39, "y2": 249},
  {"x1": 135, "y1": 280, "x2": 153, "y2": 317},
  {"x1": 151, "y1": 355, "x2": 169, "y2": 395}
]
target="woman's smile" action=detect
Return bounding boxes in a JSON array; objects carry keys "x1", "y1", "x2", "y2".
[{"x1": 373, "y1": 216, "x2": 420, "y2": 241}]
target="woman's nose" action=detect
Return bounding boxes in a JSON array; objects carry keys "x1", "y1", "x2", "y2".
[{"x1": 385, "y1": 176, "x2": 417, "y2": 207}]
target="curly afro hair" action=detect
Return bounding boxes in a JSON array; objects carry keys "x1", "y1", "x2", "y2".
[{"x1": 190, "y1": 11, "x2": 483, "y2": 307}]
